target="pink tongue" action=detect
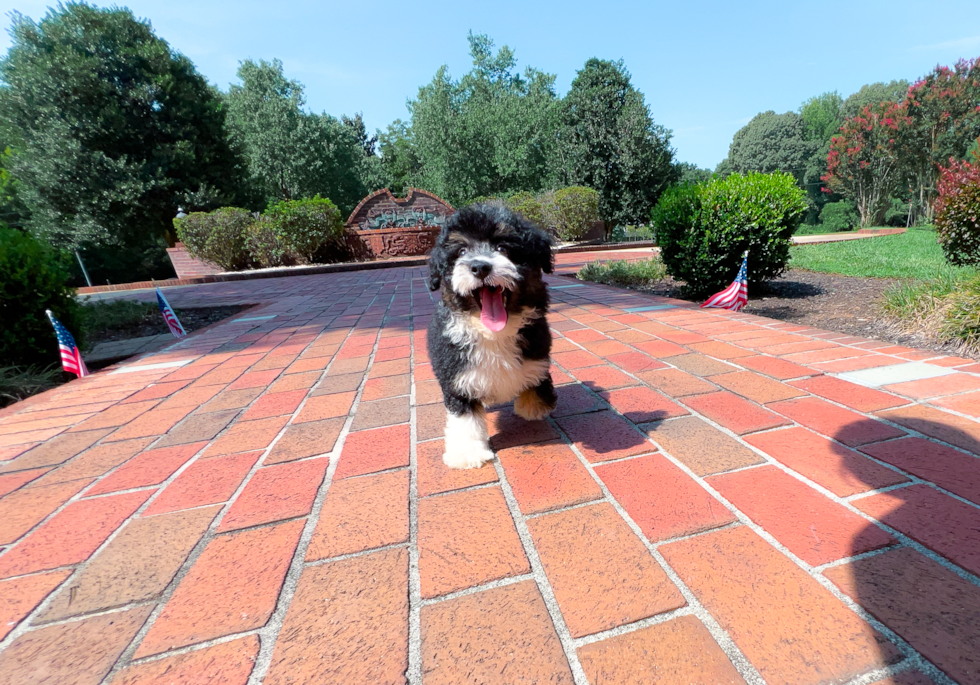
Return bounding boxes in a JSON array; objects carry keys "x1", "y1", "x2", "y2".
[{"x1": 480, "y1": 287, "x2": 507, "y2": 332}]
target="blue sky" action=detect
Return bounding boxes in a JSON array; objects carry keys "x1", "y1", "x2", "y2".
[{"x1": 2, "y1": 0, "x2": 979, "y2": 169}]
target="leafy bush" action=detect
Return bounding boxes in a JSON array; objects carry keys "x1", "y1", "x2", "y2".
[
  {"x1": 245, "y1": 217, "x2": 291, "y2": 268},
  {"x1": 578, "y1": 257, "x2": 666, "y2": 288},
  {"x1": 174, "y1": 207, "x2": 255, "y2": 271},
  {"x1": 651, "y1": 172, "x2": 807, "y2": 296},
  {"x1": 552, "y1": 187, "x2": 600, "y2": 241},
  {"x1": 263, "y1": 196, "x2": 344, "y2": 263},
  {"x1": 935, "y1": 159, "x2": 980, "y2": 266},
  {"x1": 819, "y1": 200, "x2": 860, "y2": 232},
  {"x1": 881, "y1": 271, "x2": 980, "y2": 354},
  {"x1": 0, "y1": 227, "x2": 83, "y2": 369},
  {"x1": 505, "y1": 192, "x2": 547, "y2": 227}
]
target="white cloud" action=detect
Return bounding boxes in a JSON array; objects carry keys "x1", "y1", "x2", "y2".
[{"x1": 911, "y1": 35, "x2": 980, "y2": 53}]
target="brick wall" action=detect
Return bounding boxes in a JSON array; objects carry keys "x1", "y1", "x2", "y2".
[{"x1": 166, "y1": 243, "x2": 223, "y2": 279}]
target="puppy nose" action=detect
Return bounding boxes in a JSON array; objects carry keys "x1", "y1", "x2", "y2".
[{"x1": 470, "y1": 261, "x2": 492, "y2": 278}]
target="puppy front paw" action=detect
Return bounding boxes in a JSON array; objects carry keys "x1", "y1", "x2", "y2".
[
  {"x1": 443, "y1": 443, "x2": 495, "y2": 469},
  {"x1": 514, "y1": 387, "x2": 555, "y2": 421}
]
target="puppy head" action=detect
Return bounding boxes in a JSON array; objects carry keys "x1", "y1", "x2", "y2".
[{"x1": 427, "y1": 203, "x2": 553, "y2": 331}]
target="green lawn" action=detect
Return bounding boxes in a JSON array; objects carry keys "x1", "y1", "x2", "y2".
[{"x1": 788, "y1": 226, "x2": 974, "y2": 280}]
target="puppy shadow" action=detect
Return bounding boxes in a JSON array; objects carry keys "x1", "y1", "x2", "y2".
[
  {"x1": 488, "y1": 381, "x2": 654, "y2": 458},
  {"x1": 827, "y1": 417, "x2": 980, "y2": 681}
]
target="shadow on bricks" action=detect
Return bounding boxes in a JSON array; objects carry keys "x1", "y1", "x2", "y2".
[{"x1": 831, "y1": 418, "x2": 980, "y2": 684}]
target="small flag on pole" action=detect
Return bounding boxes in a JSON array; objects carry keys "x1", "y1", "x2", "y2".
[
  {"x1": 46, "y1": 310, "x2": 88, "y2": 377},
  {"x1": 155, "y1": 287, "x2": 186, "y2": 338},
  {"x1": 701, "y1": 251, "x2": 749, "y2": 312}
]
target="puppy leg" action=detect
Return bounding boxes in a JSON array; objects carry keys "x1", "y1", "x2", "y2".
[
  {"x1": 443, "y1": 399, "x2": 494, "y2": 469},
  {"x1": 514, "y1": 374, "x2": 558, "y2": 421}
]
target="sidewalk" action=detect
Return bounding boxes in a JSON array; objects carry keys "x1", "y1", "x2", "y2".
[{"x1": 0, "y1": 254, "x2": 977, "y2": 685}]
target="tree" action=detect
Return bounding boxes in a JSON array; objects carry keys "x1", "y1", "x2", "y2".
[
  {"x1": 378, "y1": 120, "x2": 421, "y2": 197},
  {"x1": 225, "y1": 59, "x2": 367, "y2": 213},
  {"x1": 555, "y1": 58, "x2": 676, "y2": 227},
  {"x1": 342, "y1": 112, "x2": 389, "y2": 194},
  {"x1": 674, "y1": 162, "x2": 713, "y2": 185},
  {"x1": 0, "y1": 4, "x2": 242, "y2": 251},
  {"x1": 841, "y1": 80, "x2": 911, "y2": 119},
  {"x1": 904, "y1": 59, "x2": 980, "y2": 221},
  {"x1": 799, "y1": 92, "x2": 845, "y2": 219},
  {"x1": 823, "y1": 101, "x2": 914, "y2": 227},
  {"x1": 727, "y1": 111, "x2": 818, "y2": 185},
  {"x1": 407, "y1": 33, "x2": 559, "y2": 205}
]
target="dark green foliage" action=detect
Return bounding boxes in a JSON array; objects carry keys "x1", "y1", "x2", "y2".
[
  {"x1": 174, "y1": 208, "x2": 254, "y2": 271},
  {"x1": 714, "y1": 157, "x2": 734, "y2": 179},
  {"x1": 819, "y1": 200, "x2": 860, "y2": 232},
  {"x1": 0, "y1": 4, "x2": 243, "y2": 254},
  {"x1": 263, "y1": 196, "x2": 344, "y2": 263},
  {"x1": 556, "y1": 59, "x2": 676, "y2": 227},
  {"x1": 841, "y1": 80, "x2": 910, "y2": 119},
  {"x1": 727, "y1": 111, "x2": 818, "y2": 185},
  {"x1": 225, "y1": 60, "x2": 367, "y2": 214},
  {"x1": 378, "y1": 120, "x2": 421, "y2": 197},
  {"x1": 0, "y1": 227, "x2": 83, "y2": 369},
  {"x1": 69, "y1": 237, "x2": 175, "y2": 287},
  {"x1": 651, "y1": 173, "x2": 807, "y2": 296},
  {"x1": 506, "y1": 192, "x2": 547, "y2": 227},
  {"x1": 80, "y1": 299, "x2": 158, "y2": 332},
  {"x1": 674, "y1": 162, "x2": 713, "y2": 185}
]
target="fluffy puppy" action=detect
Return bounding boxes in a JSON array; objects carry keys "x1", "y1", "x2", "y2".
[{"x1": 426, "y1": 203, "x2": 557, "y2": 469}]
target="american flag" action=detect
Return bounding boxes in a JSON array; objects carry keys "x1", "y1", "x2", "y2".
[
  {"x1": 46, "y1": 310, "x2": 88, "y2": 377},
  {"x1": 701, "y1": 252, "x2": 749, "y2": 312},
  {"x1": 156, "y1": 287, "x2": 186, "y2": 338}
]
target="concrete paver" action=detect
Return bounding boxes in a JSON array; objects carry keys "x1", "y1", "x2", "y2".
[{"x1": 1, "y1": 252, "x2": 979, "y2": 684}]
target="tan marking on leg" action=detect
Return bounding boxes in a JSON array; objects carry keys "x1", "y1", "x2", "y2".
[{"x1": 514, "y1": 387, "x2": 554, "y2": 421}]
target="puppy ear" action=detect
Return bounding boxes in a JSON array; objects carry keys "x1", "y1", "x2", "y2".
[
  {"x1": 521, "y1": 221, "x2": 555, "y2": 274},
  {"x1": 427, "y1": 241, "x2": 447, "y2": 291}
]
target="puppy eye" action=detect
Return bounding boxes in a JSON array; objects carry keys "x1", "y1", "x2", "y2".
[
  {"x1": 496, "y1": 245, "x2": 507, "y2": 253},
  {"x1": 459, "y1": 248, "x2": 467, "y2": 256}
]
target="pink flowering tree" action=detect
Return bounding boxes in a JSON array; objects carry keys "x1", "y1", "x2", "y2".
[
  {"x1": 905, "y1": 58, "x2": 980, "y2": 221},
  {"x1": 822, "y1": 101, "x2": 914, "y2": 227}
]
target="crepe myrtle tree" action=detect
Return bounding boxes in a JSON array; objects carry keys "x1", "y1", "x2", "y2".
[{"x1": 822, "y1": 101, "x2": 914, "y2": 228}]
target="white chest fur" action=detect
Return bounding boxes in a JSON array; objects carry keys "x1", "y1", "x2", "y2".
[{"x1": 447, "y1": 308, "x2": 550, "y2": 404}]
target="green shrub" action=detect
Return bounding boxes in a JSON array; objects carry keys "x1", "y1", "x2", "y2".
[
  {"x1": 552, "y1": 187, "x2": 600, "y2": 241},
  {"x1": 578, "y1": 257, "x2": 666, "y2": 288},
  {"x1": 651, "y1": 172, "x2": 806, "y2": 296},
  {"x1": 263, "y1": 196, "x2": 344, "y2": 263},
  {"x1": 881, "y1": 271, "x2": 980, "y2": 354},
  {"x1": 819, "y1": 200, "x2": 860, "y2": 232},
  {"x1": 935, "y1": 159, "x2": 980, "y2": 267},
  {"x1": 0, "y1": 227, "x2": 83, "y2": 369},
  {"x1": 174, "y1": 207, "x2": 255, "y2": 271},
  {"x1": 505, "y1": 192, "x2": 548, "y2": 228},
  {"x1": 245, "y1": 217, "x2": 291, "y2": 268},
  {"x1": 79, "y1": 300, "x2": 158, "y2": 334}
]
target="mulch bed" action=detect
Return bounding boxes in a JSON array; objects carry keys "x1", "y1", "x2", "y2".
[
  {"x1": 608, "y1": 270, "x2": 975, "y2": 359},
  {"x1": 86, "y1": 306, "x2": 252, "y2": 346}
]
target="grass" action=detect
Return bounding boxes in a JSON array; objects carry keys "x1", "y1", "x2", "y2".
[
  {"x1": 0, "y1": 365, "x2": 61, "y2": 408},
  {"x1": 788, "y1": 225, "x2": 972, "y2": 280},
  {"x1": 578, "y1": 257, "x2": 667, "y2": 287}
]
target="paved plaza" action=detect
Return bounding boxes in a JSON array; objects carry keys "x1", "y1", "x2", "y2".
[{"x1": 0, "y1": 250, "x2": 978, "y2": 685}]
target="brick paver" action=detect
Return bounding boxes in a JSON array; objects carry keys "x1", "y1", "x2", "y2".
[{"x1": 2, "y1": 256, "x2": 979, "y2": 684}]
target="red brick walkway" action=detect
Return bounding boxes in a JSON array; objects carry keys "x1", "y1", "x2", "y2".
[{"x1": 1, "y1": 256, "x2": 979, "y2": 685}]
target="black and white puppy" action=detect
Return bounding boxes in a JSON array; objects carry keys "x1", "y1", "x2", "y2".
[{"x1": 426, "y1": 203, "x2": 557, "y2": 469}]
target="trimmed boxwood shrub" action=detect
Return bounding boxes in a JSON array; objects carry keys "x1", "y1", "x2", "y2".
[
  {"x1": 263, "y1": 196, "x2": 344, "y2": 263},
  {"x1": 174, "y1": 207, "x2": 254, "y2": 271},
  {"x1": 505, "y1": 191, "x2": 547, "y2": 228},
  {"x1": 651, "y1": 172, "x2": 807, "y2": 296},
  {"x1": 0, "y1": 227, "x2": 83, "y2": 369},
  {"x1": 819, "y1": 200, "x2": 860, "y2": 233},
  {"x1": 552, "y1": 186, "x2": 600, "y2": 241},
  {"x1": 935, "y1": 159, "x2": 980, "y2": 267}
]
